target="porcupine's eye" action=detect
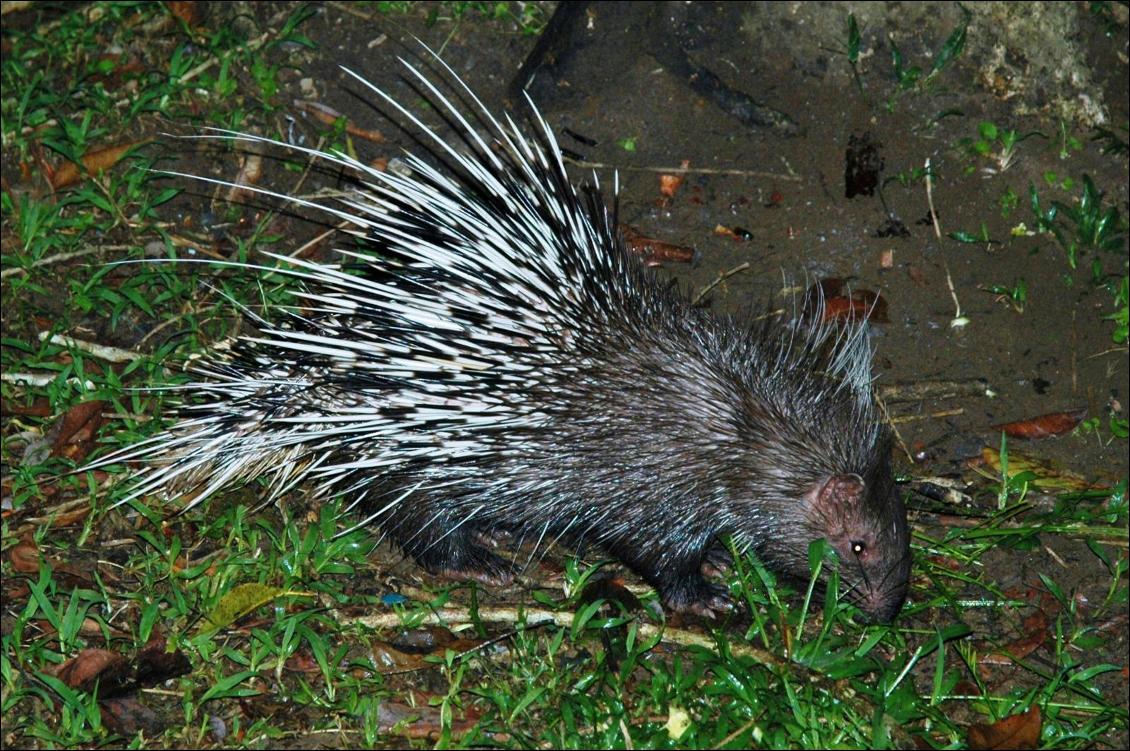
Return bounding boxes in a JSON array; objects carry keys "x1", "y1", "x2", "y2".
[{"x1": 851, "y1": 540, "x2": 867, "y2": 557}]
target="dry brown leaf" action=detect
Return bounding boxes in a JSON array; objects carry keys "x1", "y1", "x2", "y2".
[
  {"x1": 658, "y1": 160, "x2": 690, "y2": 198},
  {"x1": 51, "y1": 142, "x2": 147, "y2": 190},
  {"x1": 992, "y1": 408, "x2": 1087, "y2": 440},
  {"x1": 54, "y1": 649, "x2": 130, "y2": 693},
  {"x1": 165, "y1": 1, "x2": 204, "y2": 26},
  {"x1": 620, "y1": 224, "x2": 697, "y2": 266},
  {"x1": 49, "y1": 400, "x2": 105, "y2": 462},
  {"x1": 967, "y1": 706, "x2": 1042, "y2": 750},
  {"x1": 804, "y1": 278, "x2": 889, "y2": 323},
  {"x1": 136, "y1": 634, "x2": 191, "y2": 686},
  {"x1": 8, "y1": 538, "x2": 41, "y2": 573}
]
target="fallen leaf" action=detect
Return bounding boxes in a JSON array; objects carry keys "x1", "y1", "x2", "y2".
[
  {"x1": 620, "y1": 224, "x2": 698, "y2": 265},
  {"x1": 54, "y1": 649, "x2": 130, "y2": 693},
  {"x1": 51, "y1": 142, "x2": 148, "y2": 189},
  {"x1": 992, "y1": 408, "x2": 1087, "y2": 440},
  {"x1": 803, "y1": 278, "x2": 889, "y2": 323},
  {"x1": 659, "y1": 160, "x2": 690, "y2": 198},
  {"x1": 49, "y1": 400, "x2": 105, "y2": 462},
  {"x1": 977, "y1": 447, "x2": 1096, "y2": 491},
  {"x1": 712, "y1": 224, "x2": 753, "y2": 242},
  {"x1": 135, "y1": 634, "x2": 191, "y2": 686},
  {"x1": 198, "y1": 583, "x2": 307, "y2": 633},
  {"x1": 166, "y1": 1, "x2": 205, "y2": 26},
  {"x1": 100, "y1": 695, "x2": 163, "y2": 738},
  {"x1": 8, "y1": 538, "x2": 41, "y2": 574},
  {"x1": 967, "y1": 706, "x2": 1041, "y2": 750}
]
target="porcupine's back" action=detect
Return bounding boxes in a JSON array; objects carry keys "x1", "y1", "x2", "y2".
[{"x1": 107, "y1": 58, "x2": 909, "y2": 622}]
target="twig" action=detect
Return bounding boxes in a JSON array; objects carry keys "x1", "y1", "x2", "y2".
[
  {"x1": 1071, "y1": 309, "x2": 1078, "y2": 393},
  {"x1": 565, "y1": 158, "x2": 803, "y2": 182},
  {"x1": 0, "y1": 245, "x2": 129, "y2": 279},
  {"x1": 331, "y1": 604, "x2": 786, "y2": 667},
  {"x1": 924, "y1": 158, "x2": 967, "y2": 329},
  {"x1": 944, "y1": 261, "x2": 966, "y2": 328},
  {"x1": 2, "y1": 372, "x2": 95, "y2": 389},
  {"x1": 924, "y1": 158, "x2": 941, "y2": 240},
  {"x1": 692, "y1": 262, "x2": 750, "y2": 305},
  {"x1": 177, "y1": 30, "x2": 272, "y2": 85},
  {"x1": 878, "y1": 378, "x2": 993, "y2": 403},
  {"x1": 888, "y1": 408, "x2": 964, "y2": 425},
  {"x1": 38, "y1": 332, "x2": 140, "y2": 363},
  {"x1": 875, "y1": 393, "x2": 914, "y2": 464},
  {"x1": 287, "y1": 226, "x2": 340, "y2": 260}
]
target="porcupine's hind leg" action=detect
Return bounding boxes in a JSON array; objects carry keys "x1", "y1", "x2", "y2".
[{"x1": 380, "y1": 502, "x2": 514, "y2": 586}]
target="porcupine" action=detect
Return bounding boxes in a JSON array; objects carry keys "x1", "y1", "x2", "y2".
[{"x1": 105, "y1": 56, "x2": 911, "y2": 623}]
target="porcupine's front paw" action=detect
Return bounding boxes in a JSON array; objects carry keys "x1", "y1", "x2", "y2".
[
  {"x1": 661, "y1": 576, "x2": 734, "y2": 619},
  {"x1": 700, "y1": 545, "x2": 734, "y2": 578}
]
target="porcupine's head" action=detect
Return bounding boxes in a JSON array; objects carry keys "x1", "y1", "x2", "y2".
[{"x1": 714, "y1": 308, "x2": 911, "y2": 623}]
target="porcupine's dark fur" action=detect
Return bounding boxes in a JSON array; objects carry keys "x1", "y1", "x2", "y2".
[{"x1": 102, "y1": 55, "x2": 911, "y2": 622}]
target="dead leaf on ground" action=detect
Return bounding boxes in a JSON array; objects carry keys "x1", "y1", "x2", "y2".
[
  {"x1": 620, "y1": 224, "x2": 698, "y2": 265},
  {"x1": 967, "y1": 705, "x2": 1042, "y2": 750},
  {"x1": 48, "y1": 400, "x2": 106, "y2": 462},
  {"x1": 976, "y1": 447, "x2": 1097, "y2": 492},
  {"x1": 54, "y1": 649, "x2": 130, "y2": 693},
  {"x1": 658, "y1": 160, "x2": 689, "y2": 199},
  {"x1": 165, "y1": 0, "x2": 205, "y2": 26},
  {"x1": 378, "y1": 699, "x2": 482, "y2": 740},
  {"x1": 135, "y1": 634, "x2": 191, "y2": 687},
  {"x1": 992, "y1": 408, "x2": 1087, "y2": 440},
  {"x1": 8, "y1": 538, "x2": 41, "y2": 574},
  {"x1": 803, "y1": 278, "x2": 890, "y2": 324},
  {"x1": 100, "y1": 695, "x2": 163, "y2": 738},
  {"x1": 51, "y1": 141, "x2": 149, "y2": 190}
]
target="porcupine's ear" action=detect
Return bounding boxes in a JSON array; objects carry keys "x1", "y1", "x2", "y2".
[{"x1": 806, "y1": 474, "x2": 867, "y2": 535}]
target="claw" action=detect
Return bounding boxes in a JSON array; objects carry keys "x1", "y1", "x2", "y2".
[{"x1": 662, "y1": 580, "x2": 733, "y2": 619}]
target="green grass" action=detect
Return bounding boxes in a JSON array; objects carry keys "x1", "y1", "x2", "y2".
[{"x1": 2, "y1": 3, "x2": 1128, "y2": 749}]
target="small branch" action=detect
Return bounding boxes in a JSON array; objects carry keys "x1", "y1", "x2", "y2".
[
  {"x1": 924, "y1": 157, "x2": 941, "y2": 240},
  {"x1": 692, "y1": 262, "x2": 750, "y2": 305},
  {"x1": 2, "y1": 372, "x2": 95, "y2": 389},
  {"x1": 331, "y1": 604, "x2": 786, "y2": 668},
  {"x1": 875, "y1": 393, "x2": 914, "y2": 464},
  {"x1": 887, "y1": 408, "x2": 964, "y2": 425},
  {"x1": 565, "y1": 158, "x2": 803, "y2": 182},
  {"x1": 1, "y1": 245, "x2": 130, "y2": 279},
  {"x1": 878, "y1": 378, "x2": 993, "y2": 403},
  {"x1": 944, "y1": 261, "x2": 966, "y2": 328},
  {"x1": 924, "y1": 158, "x2": 967, "y2": 329},
  {"x1": 38, "y1": 332, "x2": 140, "y2": 363}
]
